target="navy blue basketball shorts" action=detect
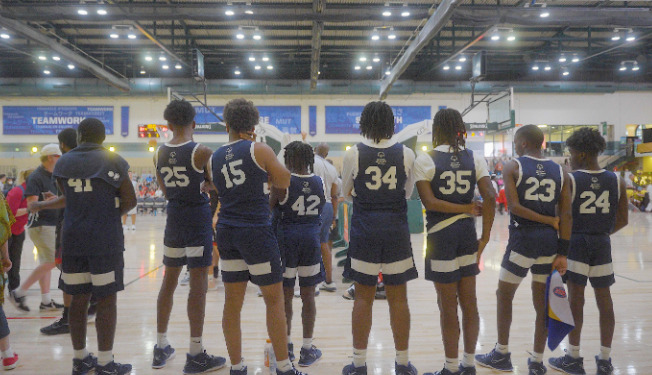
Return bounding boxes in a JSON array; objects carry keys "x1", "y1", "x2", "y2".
[
  {"x1": 163, "y1": 205, "x2": 213, "y2": 269},
  {"x1": 567, "y1": 233, "x2": 615, "y2": 288},
  {"x1": 278, "y1": 225, "x2": 324, "y2": 288},
  {"x1": 342, "y1": 211, "x2": 418, "y2": 286},
  {"x1": 425, "y1": 218, "x2": 479, "y2": 284},
  {"x1": 0, "y1": 306, "x2": 9, "y2": 340},
  {"x1": 216, "y1": 224, "x2": 284, "y2": 287},
  {"x1": 59, "y1": 252, "x2": 125, "y2": 298},
  {"x1": 319, "y1": 202, "x2": 333, "y2": 244},
  {"x1": 500, "y1": 226, "x2": 558, "y2": 284}
]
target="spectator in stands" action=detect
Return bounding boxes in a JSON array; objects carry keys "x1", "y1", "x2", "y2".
[
  {"x1": 5, "y1": 169, "x2": 35, "y2": 293},
  {"x1": 0, "y1": 174, "x2": 6, "y2": 193},
  {"x1": 122, "y1": 171, "x2": 139, "y2": 231}
]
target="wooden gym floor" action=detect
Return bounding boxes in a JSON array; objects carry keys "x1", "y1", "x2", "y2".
[{"x1": 5, "y1": 212, "x2": 651, "y2": 374}]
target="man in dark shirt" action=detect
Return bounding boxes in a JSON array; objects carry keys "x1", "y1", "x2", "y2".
[{"x1": 8, "y1": 144, "x2": 64, "y2": 312}]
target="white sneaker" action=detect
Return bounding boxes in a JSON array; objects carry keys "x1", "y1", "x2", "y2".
[
  {"x1": 179, "y1": 272, "x2": 190, "y2": 286},
  {"x1": 257, "y1": 288, "x2": 263, "y2": 297},
  {"x1": 131, "y1": 225, "x2": 136, "y2": 231},
  {"x1": 319, "y1": 282, "x2": 337, "y2": 292}
]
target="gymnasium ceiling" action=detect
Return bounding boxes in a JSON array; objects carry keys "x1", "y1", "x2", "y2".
[{"x1": 0, "y1": 0, "x2": 650, "y2": 93}]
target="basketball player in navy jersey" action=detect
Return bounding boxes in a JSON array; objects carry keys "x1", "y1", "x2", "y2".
[
  {"x1": 414, "y1": 109, "x2": 495, "y2": 375},
  {"x1": 341, "y1": 101, "x2": 418, "y2": 375},
  {"x1": 52, "y1": 118, "x2": 136, "y2": 375},
  {"x1": 211, "y1": 99, "x2": 306, "y2": 375},
  {"x1": 548, "y1": 128, "x2": 628, "y2": 375},
  {"x1": 476, "y1": 125, "x2": 572, "y2": 375},
  {"x1": 270, "y1": 142, "x2": 325, "y2": 367},
  {"x1": 152, "y1": 100, "x2": 226, "y2": 373}
]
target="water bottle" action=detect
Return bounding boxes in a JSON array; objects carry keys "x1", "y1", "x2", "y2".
[{"x1": 264, "y1": 339, "x2": 276, "y2": 373}]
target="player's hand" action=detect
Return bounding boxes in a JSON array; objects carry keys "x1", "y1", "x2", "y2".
[
  {"x1": 42, "y1": 191, "x2": 56, "y2": 200},
  {"x1": 477, "y1": 237, "x2": 489, "y2": 262},
  {"x1": 1, "y1": 258, "x2": 12, "y2": 272},
  {"x1": 470, "y1": 201, "x2": 483, "y2": 216},
  {"x1": 200, "y1": 180, "x2": 216, "y2": 193},
  {"x1": 331, "y1": 219, "x2": 337, "y2": 230},
  {"x1": 27, "y1": 201, "x2": 40, "y2": 213},
  {"x1": 551, "y1": 255, "x2": 568, "y2": 275},
  {"x1": 549, "y1": 216, "x2": 560, "y2": 231}
]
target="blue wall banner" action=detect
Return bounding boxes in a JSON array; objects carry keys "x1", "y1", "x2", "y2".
[
  {"x1": 325, "y1": 106, "x2": 431, "y2": 134},
  {"x1": 3, "y1": 106, "x2": 114, "y2": 135},
  {"x1": 121, "y1": 106, "x2": 129, "y2": 137},
  {"x1": 309, "y1": 106, "x2": 317, "y2": 136},
  {"x1": 194, "y1": 105, "x2": 301, "y2": 134}
]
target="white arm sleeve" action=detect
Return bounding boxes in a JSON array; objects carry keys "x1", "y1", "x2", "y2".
[
  {"x1": 413, "y1": 151, "x2": 436, "y2": 182},
  {"x1": 341, "y1": 147, "x2": 358, "y2": 197},
  {"x1": 403, "y1": 146, "x2": 416, "y2": 199}
]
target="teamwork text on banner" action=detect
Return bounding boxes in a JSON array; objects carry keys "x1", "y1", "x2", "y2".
[
  {"x1": 193, "y1": 105, "x2": 301, "y2": 134},
  {"x1": 325, "y1": 106, "x2": 431, "y2": 134},
  {"x1": 3, "y1": 106, "x2": 114, "y2": 135}
]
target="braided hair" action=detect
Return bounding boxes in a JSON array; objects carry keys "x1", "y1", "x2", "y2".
[
  {"x1": 432, "y1": 108, "x2": 466, "y2": 153},
  {"x1": 566, "y1": 127, "x2": 606, "y2": 156},
  {"x1": 284, "y1": 141, "x2": 315, "y2": 174},
  {"x1": 359, "y1": 101, "x2": 395, "y2": 144}
]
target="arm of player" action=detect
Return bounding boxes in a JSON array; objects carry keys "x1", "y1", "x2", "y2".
[
  {"x1": 551, "y1": 171, "x2": 573, "y2": 275},
  {"x1": 28, "y1": 195, "x2": 66, "y2": 213},
  {"x1": 503, "y1": 160, "x2": 559, "y2": 229},
  {"x1": 254, "y1": 142, "x2": 291, "y2": 189},
  {"x1": 612, "y1": 176, "x2": 629, "y2": 234},
  {"x1": 415, "y1": 180, "x2": 477, "y2": 214},
  {"x1": 476, "y1": 176, "x2": 496, "y2": 260},
  {"x1": 269, "y1": 186, "x2": 286, "y2": 210},
  {"x1": 330, "y1": 182, "x2": 339, "y2": 225},
  {"x1": 195, "y1": 144, "x2": 218, "y2": 193},
  {"x1": 341, "y1": 148, "x2": 357, "y2": 199},
  {"x1": 118, "y1": 177, "x2": 137, "y2": 216}
]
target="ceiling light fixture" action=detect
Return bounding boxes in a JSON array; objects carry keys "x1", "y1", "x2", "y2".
[
  {"x1": 354, "y1": 65, "x2": 361, "y2": 70},
  {"x1": 175, "y1": 63, "x2": 182, "y2": 69},
  {"x1": 255, "y1": 65, "x2": 261, "y2": 70},
  {"x1": 77, "y1": 9, "x2": 88, "y2": 15},
  {"x1": 43, "y1": 69, "x2": 51, "y2": 75},
  {"x1": 443, "y1": 65, "x2": 450, "y2": 71},
  {"x1": 559, "y1": 55, "x2": 567, "y2": 63},
  {"x1": 159, "y1": 55, "x2": 167, "y2": 61},
  {"x1": 235, "y1": 69, "x2": 241, "y2": 75},
  {"x1": 359, "y1": 57, "x2": 367, "y2": 62},
  {"x1": 401, "y1": 3, "x2": 410, "y2": 17},
  {"x1": 267, "y1": 65, "x2": 273, "y2": 70},
  {"x1": 140, "y1": 69, "x2": 146, "y2": 75},
  {"x1": 385, "y1": 69, "x2": 391, "y2": 75},
  {"x1": 262, "y1": 56, "x2": 270, "y2": 62},
  {"x1": 162, "y1": 64, "x2": 169, "y2": 70},
  {"x1": 127, "y1": 33, "x2": 137, "y2": 39},
  {"x1": 507, "y1": 29, "x2": 516, "y2": 41},
  {"x1": 373, "y1": 57, "x2": 380, "y2": 63},
  {"x1": 382, "y1": 2, "x2": 391, "y2": 16},
  {"x1": 626, "y1": 30, "x2": 636, "y2": 42},
  {"x1": 52, "y1": 56, "x2": 60, "y2": 61},
  {"x1": 366, "y1": 65, "x2": 373, "y2": 70},
  {"x1": 562, "y1": 70, "x2": 570, "y2": 76},
  {"x1": 252, "y1": 28, "x2": 262, "y2": 40},
  {"x1": 455, "y1": 65, "x2": 462, "y2": 70},
  {"x1": 459, "y1": 56, "x2": 467, "y2": 62},
  {"x1": 491, "y1": 31, "x2": 500, "y2": 41},
  {"x1": 145, "y1": 55, "x2": 153, "y2": 61},
  {"x1": 68, "y1": 64, "x2": 75, "y2": 70},
  {"x1": 0, "y1": 33, "x2": 10, "y2": 39},
  {"x1": 371, "y1": 28, "x2": 380, "y2": 41},
  {"x1": 38, "y1": 55, "x2": 47, "y2": 61},
  {"x1": 110, "y1": 32, "x2": 119, "y2": 39},
  {"x1": 225, "y1": 2, "x2": 235, "y2": 16},
  {"x1": 387, "y1": 27, "x2": 396, "y2": 40},
  {"x1": 532, "y1": 65, "x2": 540, "y2": 71},
  {"x1": 540, "y1": 3, "x2": 550, "y2": 18},
  {"x1": 544, "y1": 65, "x2": 552, "y2": 71},
  {"x1": 245, "y1": 2, "x2": 254, "y2": 15},
  {"x1": 249, "y1": 56, "x2": 256, "y2": 62},
  {"x1": 236, "y1": 27, "x2": 245, "y2": 39},
  {"x1": 572, "y1": 56, "x2": 580, "y2": 63},
  {"x1": 97, "y1": 9, "x2": 107, "y2": 15},
  {"x1": 632, "y1": 63, "x2": 640, "y2": 71}
]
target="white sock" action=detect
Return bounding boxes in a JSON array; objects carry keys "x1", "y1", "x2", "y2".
[
  {"x1": 445, "y1": 357, "x2": 459, "y2": 372},
  {"x1": 73, "y1": 348, "x2": 89, "y2": 360},
  {"x1": 13, "y1": 289, "x2": 25, "y2": 299},
  {"x1": 190, "y1": 337, "x2": 203, "y2": 356},
  {"x1": 462, "y1": 352, "x2": 475, "y2": 368},
  {"x1": 277, "y1": 359, "x2": 292, "y2": 372},
  {"x1": 353, "y1": 348, "x2": 366, "y2": 368},
  {"x1": 568, "y1": 344, "x2": 581, "y2": 359},
  {"x1": 97, "y1": 351, "x2": 113, "y2": 366},
  {"x1": 157, "y1": 332, "x2": 170, "y2": 348},
  {"x1": 231, "y1": 360, "x2": 245, "y2": 371},
  {"x1": 599, "y1": 346, "x2": 611, "y2": 360},
  {"x1": 395, "y1": 350, "x2": 409, "y2": 366},
  {"x1": 2, "y1": 347, "x2": 14, "y2": 359},
  {"x1": 288, "y1": 335, "x2": 293, "y2": 344},
  {"x1": 302, "y1": 337, "x2": 313, "y2": 350},
  {"x1": 496, "y1": 343, "x2": 509, "y2": 354},
  {"x1": 41, "y1": 293, "x2": 51, "y2": 305},
  {"x1": 530, "y1": 351, "x2": 544, "y2": 363}
]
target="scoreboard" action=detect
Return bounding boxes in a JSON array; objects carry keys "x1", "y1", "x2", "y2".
[{"x1": 138, "y1": 124, "x2": 170, "y2": 139}]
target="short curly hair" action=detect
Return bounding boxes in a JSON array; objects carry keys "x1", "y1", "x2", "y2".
[
  {"x1": 164, "y1": 100, "x2": 196, "y2": 127},
  {"x1": 566, "y1": 127, "x2": 606, "y2": 156},
  {"x1": 224, "y1": 98, "x2": 259, "y2": 133}
]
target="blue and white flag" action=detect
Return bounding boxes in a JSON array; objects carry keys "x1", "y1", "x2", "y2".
[{"x1": 546, "y1": 271, "x2": 575, "y2": 351}]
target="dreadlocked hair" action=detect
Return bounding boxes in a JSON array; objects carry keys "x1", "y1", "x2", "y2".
[
  {"x1": 284, "y1": 141, "x2": 315, "y2": 174},
  {"x1": 359, "y1": 101, "x2": 395, "y2": 143},
  {"x1": 432, "y1": 108, "x2": 466, "y2": 153},
  {"x1": 566, "y1": 127, "x2": 606, "y2": 156}
]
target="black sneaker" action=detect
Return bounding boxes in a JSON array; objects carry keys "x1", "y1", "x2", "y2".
[
  {"x1": 40, "y1": 317, "x2": 70, "y2": 335},
  {"x1": 476, "y1": 349, "x2": 514, "y2": 371},
  {"x1": 528, "y1": 359, "x2": 547, "y2": 375},
  {"x1": 298, "y1": 345, "x2": 322, "y2": 367},
  {"x1": 277, "y1": 365, "x2": 308, "y2": 375},
  {"x1": 342, "y1": 284, "x2": 355, "y2": 300},
  {"x1": 96, "y1": 360, "x2": 132, "y2": 375},
  {"x1": 40, "y1": 299, "x2": 64, "y2": 311},
  {"x1": 152, "y1": 344, "x2": 176, "y2": 369},
  {"x1": 595, "y1": 356, "x2": 614, "y2": 375},
  {"x1": 183, "y1": 351, "x2": 226, "y2": 374},
  {"x1": 8, "y1": 291, "x2": 29, "y2": 312},
  {"x1": 548, "y1": 354, "x2": 585, "y2": 375},
  {"x1": 72, "y1": 353, "x2": 97, "y2": 375}
]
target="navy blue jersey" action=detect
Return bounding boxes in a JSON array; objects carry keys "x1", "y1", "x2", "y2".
[
  {"x1": 426, "y1": 149, "x2": 477, "y2": 230},
  {"x1": 53, "y1": 143, "x2": 129, "y2": 256},
  {"x1": 570, "y1": 170, "x2": 619, "y2": 234},
  {"x1": 353, "y1": 143, "x2": 408, "y2": 212},
  {"x1": 511, "y1": 156, "x2": 563, "y2": 228},
  {"x1": 212, "y1": 140, "x2": 270, "y2": 227},
  {"x1": 156, "y1": 141, "x2": 208, "y2": 205},
  {"x1": 278, "y1": 174, "x2": 325, "y2": 226}
]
